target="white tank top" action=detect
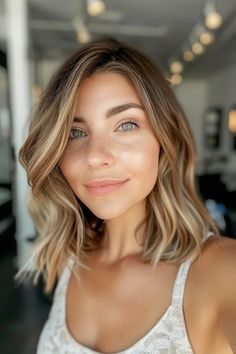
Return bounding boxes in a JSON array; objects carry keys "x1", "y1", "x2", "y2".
[{"x1": 37, "y1": 231, "x2": 214, "y2": 354}]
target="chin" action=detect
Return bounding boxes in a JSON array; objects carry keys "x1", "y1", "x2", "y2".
[
  {"x1": 78, "y1": 192, "x2": 146, "y2": 221},
  {"x1": 88, "y1": 208, "x2": 125, "y2": 221},
  {"x1": 83, "y1": 201, "x2": 131, "y2": 221}
]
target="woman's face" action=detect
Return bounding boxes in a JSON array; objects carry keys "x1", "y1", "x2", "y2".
[{"x1": 60, "y1": 71, "x2": 160, "y2": 220}]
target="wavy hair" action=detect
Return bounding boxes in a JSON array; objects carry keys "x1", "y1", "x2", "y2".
[{"x1": 18, "y1": 37, "x2": 219, "y2": 293}]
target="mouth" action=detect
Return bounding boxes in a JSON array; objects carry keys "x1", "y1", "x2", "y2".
[{"x1": 84, "y1": 179, "x2": 128, "y2": 196}]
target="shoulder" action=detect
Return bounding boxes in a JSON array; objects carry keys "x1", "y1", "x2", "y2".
[
  {"x1": 202, "y1": 234, "x2": 236, "y2": 277},
  {"x1": 200, "y1": 234, "x2": 236, "y2": 294},
  {"x1": 191, "y1": 234, "x2": 236, "y2": 293},
  {"x1": 200, "y1": 234, "x2": 236, "y2": 351}
]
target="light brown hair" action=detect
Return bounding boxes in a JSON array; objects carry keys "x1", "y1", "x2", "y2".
[{"x1": 18, "y1": 37, "x2": 219, "y2": 293}]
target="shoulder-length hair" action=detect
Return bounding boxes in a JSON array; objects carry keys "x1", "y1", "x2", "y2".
[{"x1": 18, "y1": 37, "x2": 219, "y2": 293}]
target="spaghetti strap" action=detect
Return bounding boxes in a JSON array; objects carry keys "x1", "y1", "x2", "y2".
[
  {"x1": 171, "y1": 260, "x2": 191, "y2": 306},
  {"x1": 204, "y1": 230, "x2": 215, "y2": 241}
]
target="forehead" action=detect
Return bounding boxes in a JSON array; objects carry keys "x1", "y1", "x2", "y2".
[{"x1": 75, "y1": 72, "x2": 141, "y2": 107}]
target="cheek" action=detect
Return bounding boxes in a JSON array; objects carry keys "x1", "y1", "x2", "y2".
[
  {"x1": 142, "y1": 141, "x2": 160, "y2": 185},
  {"x1": 59, "y1": 148, "x2": 82, "y2": 187},
  {"x1": 121, "y1": 136, "x2": 160, "y2": 175}
]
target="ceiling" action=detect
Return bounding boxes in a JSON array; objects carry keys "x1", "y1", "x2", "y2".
[{"x1": 2, "y1": 0, "x2": 236, "y2": 78}]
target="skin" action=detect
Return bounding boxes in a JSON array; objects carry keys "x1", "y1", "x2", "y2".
[
  {"x1": 65, "y1": 236, "x2": 236, "y2": 353},
  {"x1": 60, "y1": 71, "x2": 160, "y2": 264},
  {"x1": 59, "y1": 72, "x2": 236, "y2": 353}
]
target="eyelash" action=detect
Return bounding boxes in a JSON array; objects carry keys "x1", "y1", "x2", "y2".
[{"x1": 69, "y1": 120, "x2": 140, "y2": 140}]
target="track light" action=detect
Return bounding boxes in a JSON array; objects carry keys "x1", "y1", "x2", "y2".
[
  {"x1": 195, "y1": 25, "x2": 215, "y2": 45},
  {"x1": 200, "y1": 31, "x2": 215, "y2": 45},
  {"x1": 169, "y1": 74, "x2": 182, "y2": 86},
  {"x1": 73, "y1": 17, "x2": 91, "y2": 44},
  {"x1": 169, "y1": 60, "x2": 183, "y2": 74},
  {"x1": 182, "y1": 44, "x2": 195, "y2": 62},
  {"x1": 77, "y1": 29, "x2": 91, "y2": 44},
  {"x1": 204, "y1": 2, "x2": 223, "y2": 30},
  {"x1": 168, "y1": 1, "x2": 222, "y2": 79},
  {"x1": 183, "y1": 50, "x2": 194, "y2": 62},
  {"x1": 192, "y1": 42, "x2": 205, "y2": 55},
  {"x1": 87, "y1": 0, "x2": 106, "y2": 16}
]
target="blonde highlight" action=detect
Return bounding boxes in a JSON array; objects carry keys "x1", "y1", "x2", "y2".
[{"x1": 17, "y1": 37, "x2": 219, "y2": 293}]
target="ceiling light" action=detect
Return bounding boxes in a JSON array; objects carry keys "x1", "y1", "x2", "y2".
[
  {"x1": 204, "y1": 2, "x2": 223, "y2": 30},
  {"x1": 194, "y1": 25, "x2": 215, "y2": 46},
  {"x1": 169, "y1": 60, "x2": 183, "y2": 74},
  {"x1": 170, "y1": 74, "x2": 182, "y2": 86},
  {"x1": 200, "y1": 31, "x2": 215, "y2": 45},
  {"x1": 77, "y1": 29, "x2": 91, "y2": 44},
  {"x1": 183, "y1": 50, "x2": 194, "y2": 62},
  {"x1": 192, "y1": 42, "x2": 205, "y2": 55},
  {"x1": 73, "y1": 17, "x2": 91, "y2": 44},
  {"x1": 205, "y1": 12, "x2": 223, "y2": 30},
  {"x1": 87, "y1": 0, "x2": 106, "y2": 16}
]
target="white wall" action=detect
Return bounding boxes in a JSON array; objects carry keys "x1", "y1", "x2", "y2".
[
  {"x1": 36, "y1": 57, "x2": 66, "y2": 89},
  {"x1": 174, "y1": 79, "x2": 209, "y2": 174},
  {"x1": 173, "y1": 63, "x2": 236, "y2": 182},
  {"x1": 0, "y1": 67, "x2": 11, "y2": 183}
]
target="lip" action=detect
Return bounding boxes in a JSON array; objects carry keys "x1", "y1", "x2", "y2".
[
  {"x1": 84, "y1": 179, "x2": 128, "y2": 196},
  {"x1": 85, "y1": 179, "x2": 128, "y2": 187}
]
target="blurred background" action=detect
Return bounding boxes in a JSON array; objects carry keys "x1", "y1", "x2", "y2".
[{"x1": 0, "y1": 0, "x2": 236, "y2": 353}]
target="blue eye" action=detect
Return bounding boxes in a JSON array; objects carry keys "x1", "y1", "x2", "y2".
[
  {"x1": 69, "y1": 128, "x2": 86, "y2": 139},
  {"x1": 118, "y1": 121, "x2": 139, "y2": 131},
  {"x1": 69, "y1": 120, "x2": 139, "y2": 140}
]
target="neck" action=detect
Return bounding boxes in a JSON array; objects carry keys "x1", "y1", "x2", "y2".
[{"x1": 98, "y1": 201, "x2": 148, "y2": 265}]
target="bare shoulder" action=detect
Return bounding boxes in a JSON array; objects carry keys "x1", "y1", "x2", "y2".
[
  {"x1": 199, "y1": 234, "x2": 236, "y2": 291},
  {"x1": 200, "y1": 234, "x2": 236, "y2": 352},
  {"x1": 202, "y1": 234, "x2": 236, "y2": 272},
  {"x1": 188, "y1": 234, "x2": 236, "y2": 318}
]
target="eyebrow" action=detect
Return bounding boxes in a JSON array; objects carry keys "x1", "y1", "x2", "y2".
[{"x1": 73, "y1": 103, "x2": 144, "y2": 123}]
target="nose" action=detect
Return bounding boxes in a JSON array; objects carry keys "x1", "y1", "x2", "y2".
[{"x1": 86, "y1": 135, "x2": 115, "y2": 169}]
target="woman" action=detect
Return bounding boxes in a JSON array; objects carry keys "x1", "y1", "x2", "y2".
[{"x1": 18, "y1": 38, "x2": 236, "y2": 353}]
